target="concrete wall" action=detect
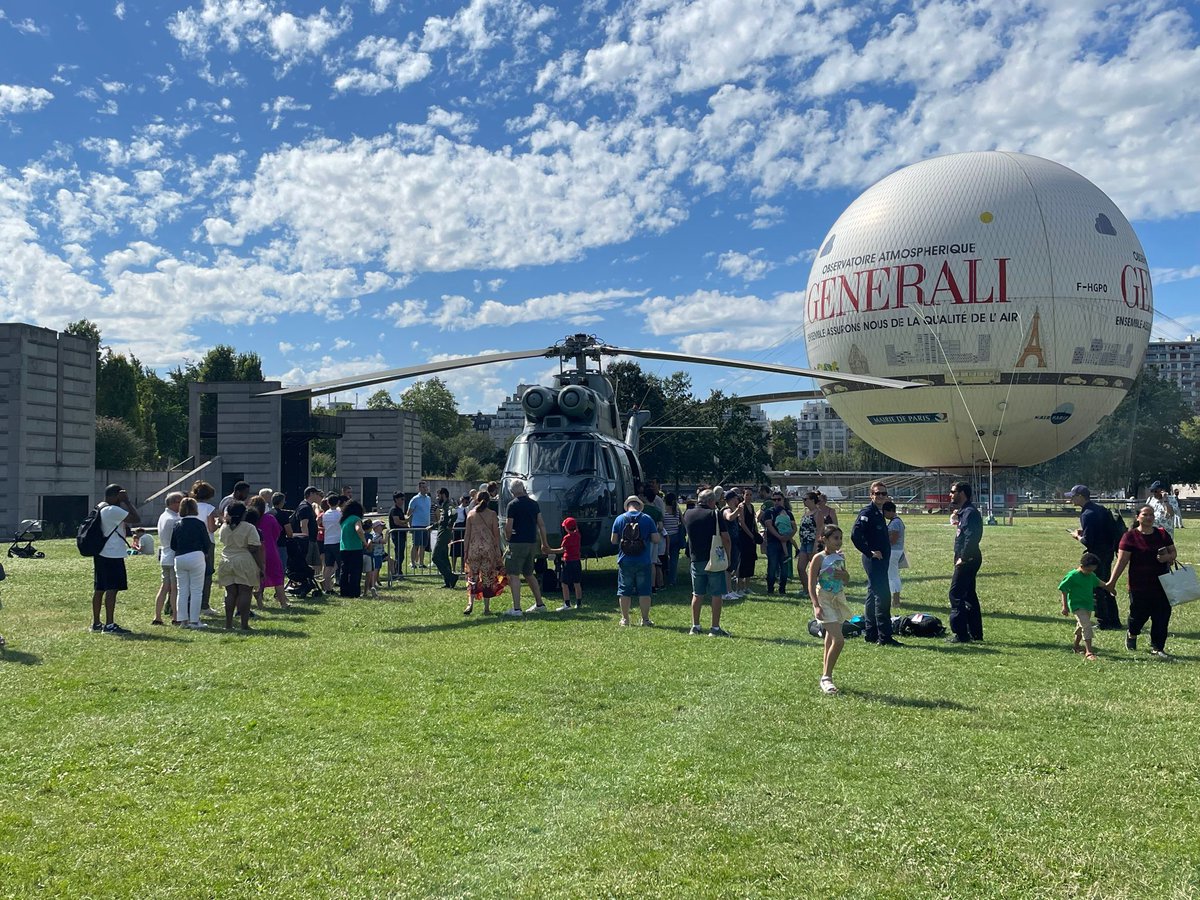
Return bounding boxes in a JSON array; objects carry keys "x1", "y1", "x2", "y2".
[
  {"x1": 0, "y1": 323, "x2": 97, "y2": 535},
  {"x1": 96, "y1": 458, "x2": 224, "y2": 525},
  {"x1": 189, "y1": 382, "x2": 282, "y2": 492},
  {"x1": 335, "y1": 409, "x2": 422, "y2": 498}
]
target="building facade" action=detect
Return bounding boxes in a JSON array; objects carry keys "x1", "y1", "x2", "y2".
[
  {"x1": 0, "y1": 323, "x2": 97, "y2": 535},
  {"x1": 795, "y1": 399, "x2": 851, "y2": 459},
  {"x1": 1144, "y1": 336, "x2": 1200, "y2": 412}
]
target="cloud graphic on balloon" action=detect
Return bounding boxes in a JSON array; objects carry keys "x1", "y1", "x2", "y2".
[
  {"x1": 1094, "y1": 214, "x2": 1117, "y2": 236},
  {"x1": 819, "y1": 234, "x2": 836, "y2": 257}
]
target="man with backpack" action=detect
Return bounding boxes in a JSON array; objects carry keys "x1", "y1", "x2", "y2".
[
  {"x1": 758, "y1": 490, "x2": 796, "y2": 595},
  {"x1": 83, "y1": 483, "x2": 141, "y2": 634},
  {"x1": 1068, "y1": 484, "x2": 1123, "y2": 630},
  {"x1": 610, "y1": 495, "x2": 660, "y2": 627}
]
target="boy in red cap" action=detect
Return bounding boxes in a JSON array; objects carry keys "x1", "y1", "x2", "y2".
[{"x1": 545, "y1": 517, "x2": 584, "y2": 610}]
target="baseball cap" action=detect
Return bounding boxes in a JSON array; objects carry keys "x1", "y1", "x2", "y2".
[
  {"x1": 561, "y1": 516, "x2": 577, "y2": 531},
  {"x1": 1064, "y1": 484, "x2": 1090, "y2": 498},
  {"x1": 1150, "y1": 480, "x2": 1167, "y2": 492}
]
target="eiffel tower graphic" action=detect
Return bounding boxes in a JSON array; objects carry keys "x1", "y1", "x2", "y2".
[{"x1": 1017, "y1": 307, "x2": 1047, "y2": 368}]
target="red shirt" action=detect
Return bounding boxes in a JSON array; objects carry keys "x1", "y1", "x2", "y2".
[
  {"x1": 561, "y1": 530, "x2": 581, "y2": 562},
  {"x1": 1118, "y1": 527, "x2": 1173, "y2": 596}
]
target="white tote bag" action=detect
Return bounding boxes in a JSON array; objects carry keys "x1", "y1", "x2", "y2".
[
  {"x1": 705, "y1": 510, "x2": 728, "y2": 572},
  {"x1": 1159, "y1": 564, "x2": 1200, "y2": 607}
]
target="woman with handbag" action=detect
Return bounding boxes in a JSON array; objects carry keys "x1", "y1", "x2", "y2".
[
  {"x1": 1105, "y1": 505, "x2": 1176, "y2": 659},
  {"x1": 684, "y1": 488, "x2": 732, "y2": 637}
]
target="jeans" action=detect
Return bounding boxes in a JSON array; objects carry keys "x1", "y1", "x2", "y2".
[
  {"x1": 861, "y1": 553, "x2": 893, "y2": 641},
  {"x1": 666, "y1": 533, "x2": 684, "y2": 587},
  {"x1": 432, "y1": 531, "x2": 455, "y2": 586},
  {"x1": 174, "y1": 551, "x2": 206, "y2": 625},
  {"x1": 765, "y1": 540, "x2": 788, "y2": 592},
  {"x1": 949, "y1": 554, "x2": 983, "y2": 640},
  {"x1": 617, "y1": 560, "x2": 653, "y2": 597}
]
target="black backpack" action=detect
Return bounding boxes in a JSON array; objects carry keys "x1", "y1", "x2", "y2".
[
  {"x1": 807, "y1": 616, "x2": 865, "y2": 639},
  {"x1": 619, "y1": 517, "x2": 646, "y2": 556},
  {"x1": 77, "y1": 505, "x2": 123, "y2": 557},
  {"x1": 1108, "y1": 508, "x2": 1128, "y2": 552},
  {"x1": 892, "y1": 613, "x2": 946, "y2": 637}
]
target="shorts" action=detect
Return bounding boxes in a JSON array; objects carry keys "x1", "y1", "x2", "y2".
[
  {"x1": 373, "y1": 553, "x2": 385, "y2": 572},
  {"x1": 323, "y1": 544, "x2": 340, "y2": 567},
  {"x1": 93, "y1": 555, "x2": 128, "y2": 592},
  {"x1": 504, "y1": 542, "x2": 538, "y2": 578},
  {"x1": 814, "y1": 589, "x2": 852, "y2": 625},
  {"x1": 617, "y1": 560, "x2": 652, "y2": 597},
  {"x1": 561, "y1": 559, "x2": 582, "y2": 585},
  {"x1": 801, "y1": 540, "x2": 815, "y2": 555},
  {"x1": 412, "y1": 530, "x2": 431, "y2": 551},
  {"x1": 363, "y1": 553, "x2": 375, "y2": 573},
  {"x1": 305, "y1": 540, "x2": 320, "y2": 567},
  {"x1": 160, "y1": 565, "x2": 177, "y2": 587},
  {"x1": 689, "y1": 561, "x2": 726, "y2": 598}
]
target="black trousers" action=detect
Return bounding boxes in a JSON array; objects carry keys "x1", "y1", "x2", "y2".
[
  {"x1": 339, "y1": 549, "x2": 363, "y2": 598},
  {"x1": 948, "y1": 554, "x2": 983, "y2": 640},
  {"x1": 1090, "y1": 550, "x2": 1121, "y2": 627},
  {"x1": 1128, "y1": 588, "x2": 1172, "y2": 650}
]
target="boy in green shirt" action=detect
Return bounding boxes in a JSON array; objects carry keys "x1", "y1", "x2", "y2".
[{"x1": 1059, "y1": 552, "x2": 1115, "y2": 660}]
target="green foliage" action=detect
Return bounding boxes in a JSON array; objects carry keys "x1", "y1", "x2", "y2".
[
  {"x1": 480, "y1": 462, "x2": 502, "y2": 482},
  {"x1": 2, "y1": 521, "x2": 1199, "y2": 897},
  {"x1": 1027, "y1": 370, "x2": 1200, "y2": 494},
  {"x1": 400, "y1": 377, "x2": 464, "y2": 438},
  {"x1": 769, "y1": 415, "x2": 798, "y2": 467},
  {"x1": 96, "y1": 349, "x2": 141, "y2": 421},
  {"x1": 453, "y1": 456, "x2": 483, "y2": 483},
  {"x1": 64, "y1": 318, "x2": 102, "y2": 345},
  {"x1": 94, "y1": 415, "x2": 145, "y2": 469},
  {"x1": 310, "y1": 450, "x2": 336, "y2": 477},
  {"x1": 366, "y1": 389, "x2": 399, "y2": 410}
]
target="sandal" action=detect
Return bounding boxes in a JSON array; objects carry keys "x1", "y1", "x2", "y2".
[
  {"x1": 151, "y1": 619, "x2": 164, "y2": 626},
  {"x1": 1084, "y1": 652, "x2": 1098, "y2": 661},
  {"x1": 819, "y1": 676, "x2": 838, "y2": 695},
  {"x1": 463, "y1": 601, "x2": 474, "y2": 615}
]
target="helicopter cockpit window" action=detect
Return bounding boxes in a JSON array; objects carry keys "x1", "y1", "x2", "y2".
[
  {"x1": 568, "y1": 440, "x2": 596, "y2": 476},
  {"x1": 505, "y1": 434, "x2": 578, "y2": 477}
]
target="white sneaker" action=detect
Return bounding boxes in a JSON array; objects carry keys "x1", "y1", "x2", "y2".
[
  {"x1": 722, "y1": 593, "x2": 738, "y2": 601},
  {"x1": 557, "y1": 604, "x2": 572, "y2": 612},
  {"x1": 526, "y1": 603, "x2": 547, "y2": 613},
  {"x1": 502, "y1": 607, "x2": 523, "y2": 617}
]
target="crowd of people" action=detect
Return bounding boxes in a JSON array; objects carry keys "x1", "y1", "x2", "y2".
[{"x1": 62, "y1": 475, "x2": 1189, "y2": 696}]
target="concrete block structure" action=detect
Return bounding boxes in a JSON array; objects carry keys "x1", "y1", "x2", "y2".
[
  {"x1": 335, "y1": 409, "x2": 422, "y2": 509},
  {"x1": 0, "y1": 323, "x2": 97, "y2": 535}
]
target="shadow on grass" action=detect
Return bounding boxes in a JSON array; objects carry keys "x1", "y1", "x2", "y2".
[
  {"x1": 0, "y1": 647, "x2": 41, "y2": 665},
  {"x1": 213, "y1": 626, "x2": 311, "y2": 638},
  {"x1": 839, "y1": 688, "x2": 973, "y2": 711},
  {"x1": 986, "y1": 610, "x2": 1079, "y2": 625},
  {"x1": 386, "y1": 608, "x2": 613, "y2": 634},
  {"x1": 116, "y1": 630, "x2": 190, "y2": 643}
]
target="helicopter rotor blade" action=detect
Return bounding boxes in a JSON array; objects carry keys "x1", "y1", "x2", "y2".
[
  {"x1": 599, "y1": 346, "x2": 918, "y2": 390},
  {"x1": 260, "y1": 347, "x2": 557, "y2": 399},
  {"x1": 708, "y1": 390, "x2": 826, "y2": 405}
]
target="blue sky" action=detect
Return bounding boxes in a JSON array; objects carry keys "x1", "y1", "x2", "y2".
[{"x1": 1, "y1": 0, "x2": 1198, "y2": 416}]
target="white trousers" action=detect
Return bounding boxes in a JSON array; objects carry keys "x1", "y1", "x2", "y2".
[
  {"x1": 174, "y1": 551, "x2": 207, "y2": 624},
  {"x1": 887, "y1": 555, "x2": 902, "y2": 595}
]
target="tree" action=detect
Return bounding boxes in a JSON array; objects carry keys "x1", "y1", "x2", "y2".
[
  {"x1": 96, "y1": 349, "x2": 141, "y2": 421},
  {"x1": 311, "y1": 450, "x2": 336, "y2": 477},
  {"x1": 769, "y1": 415, "x2": 798, "y2": 467},
  {"x1": 95, "y1": 416, "x2": 145, "y2": 469},
  {"x1": 366, "y1": 389, "x2": 399, "y2": 410},
  {"x1": 65, "y1": 318, "x2": 102, "y2": 346},
  {"x1": 453, "y1": 456, "x2": 484, "y2": 483},
  {"x1": 400, "y1": 378, "x2": 465, "y2": 437}
]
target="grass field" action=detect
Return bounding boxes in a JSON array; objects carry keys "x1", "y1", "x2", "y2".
[{"x1": 2, "y1": 516, "x2": 1199, "y2": 899}]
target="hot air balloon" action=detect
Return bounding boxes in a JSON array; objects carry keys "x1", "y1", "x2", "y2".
[{"x1": 803, "y1": 150, "x2": 1152, "y2": 470}]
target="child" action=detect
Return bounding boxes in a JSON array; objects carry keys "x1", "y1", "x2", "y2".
[
  {"x1": 370, "y1": 521, "x2": 388, "y2": 593},
  {"x1": 544, "y1": 516, "x2": 584, "y2": 610},
  {"x1": 807, "y1": 525, "x2": 851, "y2": 695},
  {"x1": 1059, "y1": 551, "x2": 1113, "y2": 660},
  {"x1": 882, "y1": 500, "x2": 905, "y2": 609}
]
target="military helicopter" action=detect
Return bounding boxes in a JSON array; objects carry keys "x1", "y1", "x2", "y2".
[{"x1": 266, "y1": 334, "x2": 915, "y2": 556}]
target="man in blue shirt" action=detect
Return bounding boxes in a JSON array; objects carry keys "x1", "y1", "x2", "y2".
[
  {"x1": 610, "y1": 495, "x2": 660, "y2": 627},
  {"x1": 851, "y1": 480, "x2": 900, "y2": 646},
  {"x1": 947, "y1": 480, "x2": 984, "y2": 643},
  {"x1": 406, "y1": 481, "x2": 432, "y2": 570}
]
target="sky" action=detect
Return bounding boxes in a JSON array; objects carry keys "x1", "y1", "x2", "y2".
[{"x1": 1, "y1": 0, "x2": 1199, "y2": 418}]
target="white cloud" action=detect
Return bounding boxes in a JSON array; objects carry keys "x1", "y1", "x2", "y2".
[
  {"x1": 0, "y1": 85, "x2": 54, "y2": 117},
  {"x1": 0, "y1": 11, "x2": 46, "y2": 35},
  {"x1": 114, "y1": 2, "x2": 126, "y2": 20},
  {"x1": 168, "y1": 0, "x2": 350, "y2": 68},
  {"x1": 384, "y1": 289, "x2": 644, "y2": 331},
  {"x1": 101, "y1": 80, "x2": 127, "y2": 94},
  {"x1": 261, "y1": 95, "x2": 311, "y2": 130},
  {"x1": 420, "y1": 0, "x2": 555, "y2": 57},
  {"x1": 207, "y1": 117, "x2": 691, "y2": 273},
  {"x1": 717, "y1": 249, "x2": 773, "y2": 282},
  {"x1": 1152, "y1": 265, "x2": 1200, "y2": 285},
  {"x1": 370, "y1": 0, "x2": 389, "y2": 13},
  {"x1": 333, "y1": 35, "x2": 432, "y2": 94},
  {"x1": 639, "y1": 288, "x2": 805, "y2": 357}
]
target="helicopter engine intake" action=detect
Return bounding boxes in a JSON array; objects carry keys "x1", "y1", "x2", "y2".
[
  {"x1": 521, "y1": 386, "x2": 559, "y2": 421},
  {"x1": 556, "y1": 385, "x2": 596, "y2": 422}
]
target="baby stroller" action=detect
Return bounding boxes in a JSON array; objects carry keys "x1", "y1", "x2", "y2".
[
  {"x1": 8, "y1": 520, "x2": 45, "y2": 559},
  {"x1": 284, "y1": 538, "x2": 323, "y2": 598}
]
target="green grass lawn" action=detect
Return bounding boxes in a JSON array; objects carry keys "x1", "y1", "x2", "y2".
[{"x1": 2, "y1": 517, "x2": 1199, "y2": 899}]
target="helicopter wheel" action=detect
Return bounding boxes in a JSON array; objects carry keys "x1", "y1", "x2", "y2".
[
  {"x1": 34, "y1": 551, "x2": 45, "y2": 559},
  {"x1": 6, "y1": 548, "x2": 14, "y2": 558}
]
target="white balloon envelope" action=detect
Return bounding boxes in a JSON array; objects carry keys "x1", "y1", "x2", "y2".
[{"x1": 803, "y1": 151, "x2": 1152, "y2": 469}]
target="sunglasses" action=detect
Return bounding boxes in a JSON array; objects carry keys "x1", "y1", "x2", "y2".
[{"x1": 872, "y1": 491, "x2": 888, "y2": 496}]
